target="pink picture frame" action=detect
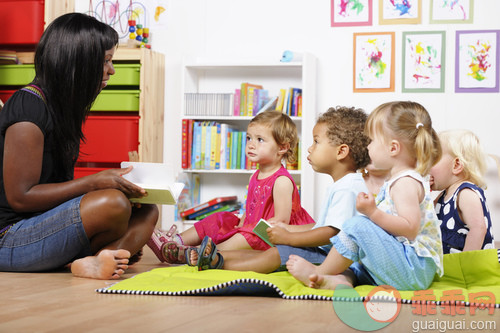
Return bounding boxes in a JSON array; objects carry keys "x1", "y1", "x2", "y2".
[{"x1": 331, "y1": 0, "x2": 373, "y2": 27}]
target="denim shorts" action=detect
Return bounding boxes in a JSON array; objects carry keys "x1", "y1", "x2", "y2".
[
  {"x1": 276, "y1": 244, "x2": 329, "y2": 266},
  {"x1": 0, "y1": 195, "x2": 92, "y2": 272}
]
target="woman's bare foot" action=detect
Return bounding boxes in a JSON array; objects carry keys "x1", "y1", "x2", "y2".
[
  {"x1": 309, "y1": 273, "x2": 354, "y2": 289},
  {"x1": 71, "y1": 249, "x2": 131, "y2": 279},
  {"x1": 286, "y1": 254, "x2": 319, "y2": 286}
]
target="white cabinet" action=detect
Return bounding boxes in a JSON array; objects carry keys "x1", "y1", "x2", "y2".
[{"x1": 179, "y1": 54, "x2": 317, "y2": 228}]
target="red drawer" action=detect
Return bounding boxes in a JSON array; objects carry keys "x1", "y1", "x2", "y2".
[
  {"x1": 0, "y1": 1, "x2": 45, "y2": 46},
  {"x1": 0, "y1": 90, "x2": 16, "y2": 104},
  {"x1": 79, "y1": 114, "x2": 140, "y2": 163},
  {"x1": 74, "y1": 167, "x2": 108, "y2": 179}
]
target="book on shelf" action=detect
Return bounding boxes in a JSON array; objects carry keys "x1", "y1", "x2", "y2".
[
  {"x1": 256, "y1": 96, "x2": 278, "y2": 114},
  {"x1": 275, "y1": 89, "x2": 286, "y2": 111},
  {"x1": 120, "y1": 162, "x2": 184, "y2": 205},
  {"x1": 233, "y1": 89, "x2": 241, "y2": 116},
  {"x1": 252, "y1": 218, "x2": 274, "y2": 247},
  {"x1": 193, "y1": 202, "x2": 241, "y2": 220},
  {"x1": 184, "y1": 93, "x2": 233, "y2": 116},
  {"x1": 191, "y1": 121, "x2": 202, "y2": 169},
  {"x1": 180, "y1": 195, "x2": 238, "y2": 218},
  {"x1": 240, "y1": 83, "x2": 263, "y2": 116}
]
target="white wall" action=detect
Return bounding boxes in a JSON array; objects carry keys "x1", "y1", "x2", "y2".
[{"x1": 154, "y1": 0, "x2": 500, "y2": 240}]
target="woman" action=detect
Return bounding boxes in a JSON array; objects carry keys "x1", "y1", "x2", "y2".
[{"x1": 0, "y1": 13, "x2": 158, "y2": 279}]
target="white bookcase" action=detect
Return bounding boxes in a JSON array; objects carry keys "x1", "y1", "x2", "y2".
[{"x1": 179, "y1": 54, "x2": 317, "y2": 230}]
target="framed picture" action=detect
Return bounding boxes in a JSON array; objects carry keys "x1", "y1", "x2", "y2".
[
  {"x1": 430, "y1": 0, "x2": 473, "y2": 24},
  {"x1": 379, "y1": 0, "x2": 421, "y2": 25},
  {"x1": 455, "y1": 30, "x2": 500, "y2": 93},
  {"x1": 402, "y1": 31, "x2": 446, "y2": 93},
  {"x1": 353, "y1": 32, "x2": 395, "y2": 92},
  {"x1": 331, "y1": 0, "x2": 372, "y2": 27}
]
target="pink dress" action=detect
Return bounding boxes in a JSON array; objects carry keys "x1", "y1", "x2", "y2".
[{"x1": 194, "y1": 165, "x2": 315, "y2": 250}]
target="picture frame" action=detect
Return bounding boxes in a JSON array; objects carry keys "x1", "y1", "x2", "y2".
[
  {"x1": 379, "y1": 0, "x2": 421, "y2": 25},
  {"x1": 331, "y1": 0, "x2": 372, "y2": 27},
  {"x1": 353, "y1": 32, "x2": 395, "y2": 92},
  {"x1": 455, "y1": 30, "x2": 500, "y2": 93},
  {"x1": 430, "y1": 0, "x2": 473, "y2": 24},
  {"x1": 402, "y1": 31, "x2": 446, "y2": 93}
]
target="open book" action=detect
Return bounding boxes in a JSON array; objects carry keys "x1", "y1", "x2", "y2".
[
  {"x1": 252, "y1": 218, "x2": 274, "y2": 247},
  {"x1": 120, "y1": 162, "x2": 184, "y2": 205}
]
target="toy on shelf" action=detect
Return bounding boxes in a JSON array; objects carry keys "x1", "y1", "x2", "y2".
[{"x1": 128, "y1": 20, "x2": 151, "y2": 49}]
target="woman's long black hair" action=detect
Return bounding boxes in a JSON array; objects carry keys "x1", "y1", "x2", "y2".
[{"x1": 33, "y1": 13, "x2": 118, "y2": 178}]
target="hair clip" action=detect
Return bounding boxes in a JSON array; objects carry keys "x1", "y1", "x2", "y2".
[{"x1": 416, "y1": 123, "x2": 424, "y2": 129}]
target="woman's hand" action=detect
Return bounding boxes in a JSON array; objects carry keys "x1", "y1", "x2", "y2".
[{"x1": 89, "y1": 166, "x2": 146, "y2": 198}]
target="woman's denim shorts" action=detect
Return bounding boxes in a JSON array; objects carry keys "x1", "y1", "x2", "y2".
[{"x1": 0, "y1": 195, "x2": 92, "y2": 272}]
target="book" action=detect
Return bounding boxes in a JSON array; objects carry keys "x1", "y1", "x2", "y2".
[
  {"x1": 180, "y1": 195, "x2": 238, "y2": 218},
  {"x1": 120, "y1": 162, "x2": 184, "y2": 205},
  {"x1": 252, "y1": 218, "x2": 274, "y2": 247},
  {"x1": 233, "y1": 89, "x2": 241, "y2": 116},
  {"x1": 240, "y1": 83, "x2": 263, "y2": 116},
  {"x1": 187, "y1": 119, "x2": 194, "y2": 168},
  {"x1": 256, "y1": 96, "x2": 278, "y2": 114},
  {"x1": 181, "y1": 119, "x2": 190, "y2": 169},
  {"x1": 275, "y1": 89, "x2": 286, "y2": 111},
  {"x1": 214, "y1": 122, "x2": 221, "y2": 169},
  {"x1": 192, "y1": 121, "x2": 202, "y2": 169},
  {"x1": 193, "y1": 202, "x2": 241, "y2": 220}
]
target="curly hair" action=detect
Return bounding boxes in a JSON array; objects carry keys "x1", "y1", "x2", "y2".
[
  {"x1": 249, "y1": 111, "x2": 298, "y2": 163},
  {"x1": 316, "y1": 106, "x2": 371, "y2": 170}
]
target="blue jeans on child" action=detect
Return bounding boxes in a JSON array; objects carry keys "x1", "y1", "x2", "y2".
[
  {"x1": 0, "y1": 196, "x2": 91, "y2": 272},
  {"x1": 333, "y1": 216, "x2": 437, "y2": 290}
]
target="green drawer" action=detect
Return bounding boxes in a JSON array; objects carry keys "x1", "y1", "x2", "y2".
[
  {"x1": 91, "y1": 90, "x2": 140, "y2": 111},
  {"x1": 108, "y1": 64, "x2": 141, "y2": 86},
  {"x1": 0, "y1": 64, "x2": 35, "y2": 85}
]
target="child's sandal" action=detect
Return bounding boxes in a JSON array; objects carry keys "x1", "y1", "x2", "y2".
[{"x1": 147, "y1": 225, "x2": 182, "y2": 262}]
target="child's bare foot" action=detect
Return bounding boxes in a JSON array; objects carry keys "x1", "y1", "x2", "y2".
[
  {"x1": 286, "y1": 254, "x2": 319, "y2": 286},
  {"x1": 71, "y1": 249, "x2": 131, "y2": 280},
  {"x1": 189, "y1": 238, "x2": 214, "y2": 266},
  {"x1": 309, "y1": 273, "x2": 354, "y2": 290}
]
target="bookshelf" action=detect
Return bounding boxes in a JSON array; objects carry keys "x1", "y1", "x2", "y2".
[{"x1": 178, "y1": 54, "x2": 317, "y2": 230}]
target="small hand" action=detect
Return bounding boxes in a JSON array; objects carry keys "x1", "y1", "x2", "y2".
[
  {"x1": 356, "y1": 192, "x2": 377, "y2": 218},
  {"x1": 267, "y1": 224, "x2": 290, "y2": 245}
]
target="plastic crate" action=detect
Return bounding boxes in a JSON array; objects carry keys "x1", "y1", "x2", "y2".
[
  {"x1": 78, "y1": 114, "x2": 140, "y2": 163},
  {"x1": 91, "y1": 90, "x2": 140, "y2": 111},
  {"x1": 108, "y1": 64, "x2": 141, "y2": 86},
  {"x1": 0, "y1": 0, "x2": 45, "y2": 46},
  {"x1": 0, "y1": 90, "x2": 16, "y2": 104},
  {"x1": 0, "y1": 65, "x2": 35, "y2": 85}
]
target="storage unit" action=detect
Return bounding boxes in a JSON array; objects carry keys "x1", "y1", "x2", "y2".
[
  {"x1": 0, "y1": 0, "x2": 45, "y2": 47},
  {"x1": 176, "y1": 55, "x2": 317, "y2": 230},
  {"x1": 0, "y1": 90, "x2": 16, "y2": 104},
  {"x1": 79, "y1": 114, "x2": 140, "y2": 163}
]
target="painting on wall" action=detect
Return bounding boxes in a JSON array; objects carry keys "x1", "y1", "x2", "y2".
[
  {"x1": 430, "y1": 0, "x2": 473, "y2": 24},
  {"x1": 455, "y1": 30, "x2": 500, "y2": 93},
  {"x1": 402, "y1": 31, "x2": 446, "y2": 93},
  {"x1": 331, "y1": 0, "x2": 372, "y2": 27},
  {"x1": 353, "y1": 32, "x2": 395, "y2": 92},
  {"x1": 379, "y1": 0, "x2": 421, "y2": 25}
]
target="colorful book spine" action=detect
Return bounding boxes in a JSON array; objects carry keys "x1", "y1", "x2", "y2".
[
  {"x1": 240, "y1": 131, "x2": 246, "y2": 169},
  {"x1": 231, "y1": 131, "x2": 238, "y2": 169},
  {"x1": 233, "y1": 89, "x2": 241, "y2": 116},
  {"x1": 192, "y1": 121, "x2": 202, "y2": 169},
  {"x1": 214, "y1": 122, "x2": 221, "y2": 169},
  {"x1": 209, "y1": 122, "x2": 217, "y2": 169},
  {"x1": 200, "y1": 122, "x2": 207, "y2": 169},
  {"x1": 181, "y1": 119, "x2": 188, "y2": 169}
]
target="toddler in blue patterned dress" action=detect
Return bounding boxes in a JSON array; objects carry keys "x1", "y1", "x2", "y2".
[
  {"x1": 430, "y1": 129, "x2": 495, "y2": 254},
  {"x1": 287, "y1": 101, "x2": 444, "y2": 291}
]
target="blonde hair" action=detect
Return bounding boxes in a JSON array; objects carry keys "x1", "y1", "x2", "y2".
[
  {"x1": 439, "y1": 129, "x2": 487, "y2": 188},
  {"x1": 365, "y1": 101, "x2": 441, "y2": 176},
  {"x1": 249, "y1": 111, "x2": 298, "y2": 164}
]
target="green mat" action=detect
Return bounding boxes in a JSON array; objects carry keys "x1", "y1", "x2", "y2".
[{"x1": 97, "y1": 249, "x2": 500, "y2": 306}]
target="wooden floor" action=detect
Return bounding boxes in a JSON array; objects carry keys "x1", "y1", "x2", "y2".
[{"x1": 1, "y1": 247, "x2": 498, "y2": 333}]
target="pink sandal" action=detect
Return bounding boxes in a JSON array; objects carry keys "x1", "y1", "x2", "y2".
[{"x1": 147, "y1": 225, "x2": 184, "y2": 263}]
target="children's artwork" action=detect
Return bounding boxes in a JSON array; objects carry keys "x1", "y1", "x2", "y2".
[
  {"x1": 353, "y1": 32, "x2": 395, "y2": 92},
  {"x1": 74, "y1": 0, "x2": 168, "y2": 46},
  {"x1": 379, "y1": 0, "x2": 421, "y2": 25},
  {"x1": 402, "y1": 31, "x2": 446, "y2": 93},
  {"x1": 331, "y1": 0, "x2": 372, "y2": 27},
  {"x1": 430, "y1": 0, "x2": 473, "y2": 24},
  {"x1": 455, "y1": 30, "x2": 500, "y2": 93}
]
